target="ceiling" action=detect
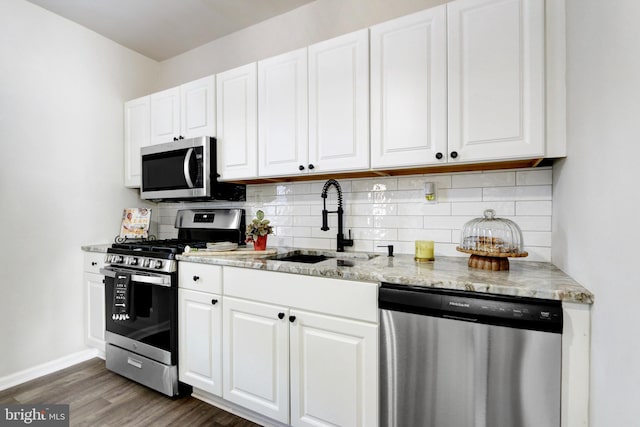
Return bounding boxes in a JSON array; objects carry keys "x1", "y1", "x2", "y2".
[{"x1": 25, "y1": 0, "x2": 316, "y2": 61}]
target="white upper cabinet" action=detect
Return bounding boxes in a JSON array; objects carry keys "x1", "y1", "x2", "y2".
[
  {"x1": 180, "y1": 75, "x2": 216, "y2": 139},
  {"x1": 308, "y1": 29, "x2": 370, "y2": 173},
  {"x1": 123, "y1": 96, "x2": 150, "y2": 187},
  {"x1": 447, "y1": 0, "x2": 545, "y2": 162},
  {"x1": 150, "y1": 86, "x2": 180, "y2": 144},
  {"x1": 216, "y1": 63, "x2": 258, "y2": 180},
  {"x1": 370, "y1": 7, "x2": 448, "y2": 169},
  {"x1": 151, "y1": 75, "x2": 216, "y2": 144},
  {"x1": 258, "y1": 48, "x2": 309, "y2": 177}
]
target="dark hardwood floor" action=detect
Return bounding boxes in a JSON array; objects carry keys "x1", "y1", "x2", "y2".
[{"x1": 0, "y1": 358, "x2": 262, "y2": 427}]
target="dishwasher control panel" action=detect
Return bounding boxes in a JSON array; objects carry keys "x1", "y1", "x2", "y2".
[{"x1": 379, "y1": 283, "x2": 563, "y2": 333}]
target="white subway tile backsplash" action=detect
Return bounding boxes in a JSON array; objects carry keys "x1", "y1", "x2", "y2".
[
  {"x1": 157, "y1": 167, "x2": 553, "y2": 262},
  {"x1": 516, "y1": 168, "x2": 552, "y2": 186},
  {"x1": 452, "y1": 171, "x2": 515, "y2": 188}
]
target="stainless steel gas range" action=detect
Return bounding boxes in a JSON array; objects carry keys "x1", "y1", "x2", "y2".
[{"x1": 100, "y1": 208, "x2": 245, "y2": 396}]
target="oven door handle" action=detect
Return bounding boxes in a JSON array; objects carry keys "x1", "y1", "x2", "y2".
[
  {"x1": 183, "y1": 147, "x2": 195, "y2": 189},
  {"x1": 100, "y1": 268, "x2": 172, "y2": 287}
]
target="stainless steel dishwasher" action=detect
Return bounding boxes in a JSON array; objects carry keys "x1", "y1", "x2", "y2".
[{"x1": 379, "y1": 282, "x2": 563, "y2": 427}]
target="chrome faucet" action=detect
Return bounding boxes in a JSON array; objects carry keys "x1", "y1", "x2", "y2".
[{"x1": 321, "y1": 179, "x2": 353, "y2": 252}]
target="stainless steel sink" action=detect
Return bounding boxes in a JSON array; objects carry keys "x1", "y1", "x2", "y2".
[
  {"x1": 272, "y1": 250, "x2": 379, "y2": 265},
  {"x1": 274, "y1": 253, "x2": 334, "y2": 264}
]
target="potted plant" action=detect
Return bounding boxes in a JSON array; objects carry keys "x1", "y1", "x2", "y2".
[{"x1": 246, "y1": 210, "x2": 274, "y2": 251}]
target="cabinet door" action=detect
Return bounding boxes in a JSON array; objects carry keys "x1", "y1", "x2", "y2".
[
  {"x1": 258, "y1": 48, "x2": 309, "y2": 177},
  {"x1": 216, "y1": 63, "x2": 258, "y2": 180},
  {"x1": 223, "y1": 296, "x2": 289, "y2": 424},
  {"x1": 123, "y1": 96, "x2": 150, "y2": 188},
  {"x1": 370, "y1": 7, "x2": 447, "y2": 168},
  {"x1": 150, "y1": 86, "x2": 181, "y2": 144},
  {"x1": 448, "y1": 0, "x2": 545, "y2": 162},
  {"x1": 85, "y1": 272, "x2": 105, "y2": 352},
  {"x1": 290, "y1": 310, "x2": 378, "y2": 427},
  {"x1": 308, "y1": 29, "x2": 370, "y2": 173},
  {"x1": 180, "y1": 75, "x2": 216, "y2": 139},
  {"x1": 178, "y1": 289, "x2": 222, "y2": 396}
]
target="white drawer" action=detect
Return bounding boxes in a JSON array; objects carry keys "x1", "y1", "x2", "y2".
[
  {"x1": 83, "y1": 252, "x2": 106, "y2": 274},
  {"x1": 179, "y1": 262, "x2": 222, "y2": 294},
  {"x1": 223, "y1": 267, "x2": 378, "y2": 323}
]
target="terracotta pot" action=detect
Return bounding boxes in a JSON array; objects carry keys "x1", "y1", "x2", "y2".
[{"x1": 254, "y1": 235, "x2": 268, "y2": 251}]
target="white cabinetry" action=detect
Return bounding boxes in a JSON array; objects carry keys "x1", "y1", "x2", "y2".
[
  {"x1": 123, "y1": 96, "x2": 150, "y2": 187},
  {"x1": 371, "y1": 0, "x2": 545, "y2": 169},
  {"x1": 370, "y1": 7, "x2": 447, "y2": 168},
  {"x1": 222, "y1": 267, "x2": 378, "y2": 427},
  {"x1": 308, "y1": 29, "x2": 370, "y2": 173},
  {"x1": 216, "y1": 63, "x2": 258, "y2": 180},
  {"x1": 258, "y1": 48, "x2": 309, "y2": 177},
  {"x1": 447, "y1": 0, "x2": 545, "y2": 162},
  {"x1": 178, "y1": 263, "x2": 223, "y2": 396},
  {"x1": 83, "y1": 252, "x2": 105, "y2": 353},
  {"x1": 151, "y1": 75, "x2": 216, "y2": 145}
]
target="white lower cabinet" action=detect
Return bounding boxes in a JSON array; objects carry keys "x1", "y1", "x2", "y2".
[
  {"x1": 222, "y1": 267, "x2": 379, "y2": 427},
  {"x1": 178, "y1": 262, "x2": 223, "y2": 396},
  {"x1": 290, "y1": 310, "x2": 378, "y2": 427},
  {"x1": 223, "y1": 297, "x2": 290, "y2": 422},
  {"x1": 178, "y1": 288, "x2": 223, "y2": 396},
  {"x1": 83, "y1": 252, "x2": 105, "y2": 353}
]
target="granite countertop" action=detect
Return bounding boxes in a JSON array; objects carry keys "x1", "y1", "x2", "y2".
[{"x1": 81, "y1": 244, "x2": 593, "y2": 304}]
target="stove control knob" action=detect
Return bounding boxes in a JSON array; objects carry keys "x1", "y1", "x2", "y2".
[
  {"x1": 116, "y1": 256, "x2": 124, "y2": 264},
  {"x1": 154, "y1": 260, "x2": 163, "y2": 269},
  {"x1": 142, "y1": 259, "x2": 150, "y2": 268},
  {"x1": 129, "y1": 257, "x2": 138, "y2": 266}
]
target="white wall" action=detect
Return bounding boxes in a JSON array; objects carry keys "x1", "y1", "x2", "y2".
[
  {"x1": 158, "y1": 168, "x2": 554, "y2": 261},
  {"x1": 554, "y1": 0, "x2": 640, "y2": 425},
  {"x1": 158, "y1": 0, "x2": 447, "y2": 88},
  {"x1": 0, "y1": 0, "x2": 158, "y2": 378}
]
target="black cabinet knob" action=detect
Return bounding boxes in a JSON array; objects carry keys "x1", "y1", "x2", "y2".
[
  {"x1": 278, "y1": 312, "x2": 285, "y2": 320},
  {"x1": 289, "y1": 315, "x2": 296, "y2": 323},
  {"x1": 193, "y1": 275, "x2": 199, "y2": 281},
  {"x1": 298, "y1": 165, "x2": 305, "y2": 171},
  {"x1": 179, "y1": 135, "x2": 184, "y2": 140},
  {"x1": 173, "y1": 137, "x2": 178, "y2": 141},
  {"x1": 308, "y1": 164, "x2": 315, "y2": 170},
  {"x1": 450, "y1": 151, "x2": 458, "y2": 159},
  {"x1": 211, "y1": 299, "x2": 218, "y2": 305},
  {"x1": 435, "y1": 152, "x2": 443, "y2": 160},
  {"x1": 91, "y1": 261, "x2": 97, "y2": 266}
]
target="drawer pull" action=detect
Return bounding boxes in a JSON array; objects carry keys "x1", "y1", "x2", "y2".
[
  {"x1": 278, "y1": 312, "x2": 285, "y2": 320},
  {"x1": 193, "y1": 275, "x2": 200, "y2": 282},
  {"x1": 211, "y1": 299, "x2": 218, "y2": 305},
  {"x1": 127, "y1": 357, "x2": 142, "y2": 369},
  {"x1": 289, "y1": 315, "x2": 296, "y2": 323}
]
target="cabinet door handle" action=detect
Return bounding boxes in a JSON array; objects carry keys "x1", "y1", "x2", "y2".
[
  {"x1": 193, "y1": 275, "x2": 200, "y2": 281},
  {"x1": 179, "y1": 135, "x2": 184, "y2": 140},
  {"x1": 450, "y1": 151, "x2": 459, "y2": 159},
  {"x1": 308, "y1": 164, "x2": 315, "y2": 170},
  {"x1": 289, "y1": 315, "x2": 296, "y2": 323},
  {"x1": 173, "y1": 137, "x2": 179, "y2": 141},
  {"x1": 91, "y1": 261, "x2": 97, "y2": 266},
  {"x1": 298, "y1": 165, "x2": 305, "y2": 171},
  {"x1": 278, "y1": 312, "x2": 285, "y2": 320},
  {"x1": 435, "y1": 152, "x2": 443, "y2": 160},
  {"x1": 211, "y1": 299, "x2": 218, "y2": 305}
]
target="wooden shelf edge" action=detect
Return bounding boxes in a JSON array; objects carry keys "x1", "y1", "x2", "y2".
[{"x1": 223, "y1": 158, "x2": 547, "y2": 184}]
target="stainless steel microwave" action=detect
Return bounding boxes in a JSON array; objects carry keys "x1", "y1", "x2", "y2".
[{"x1": 140, "y1": 136, "x2": 245, "y2": 201}]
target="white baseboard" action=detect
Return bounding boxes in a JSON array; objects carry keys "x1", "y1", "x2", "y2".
[{"x1": 0, "y1": 348, "x2": 101, "y2": 392}]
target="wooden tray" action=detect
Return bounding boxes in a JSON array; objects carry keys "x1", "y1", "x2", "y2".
[{"x1": 181, "y1": 248, "x2": 278, "y2": 257}]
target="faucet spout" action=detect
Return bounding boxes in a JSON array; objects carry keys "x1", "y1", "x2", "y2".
[{"x1": 320, "y1": 179, "x2": 353, "y2": 252}]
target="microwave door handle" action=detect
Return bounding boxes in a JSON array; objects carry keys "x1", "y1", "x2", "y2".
[{"x1": 183, "y1": 147, "x2": 195, "y2": 188}]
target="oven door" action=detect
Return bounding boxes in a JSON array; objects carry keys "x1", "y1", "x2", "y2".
[
  {"x1": 140, "y1": 137, "x2": 211, "y2": 200},
  {"x1": 101, "y1": 267, "x2": 177, "y2": 365}
]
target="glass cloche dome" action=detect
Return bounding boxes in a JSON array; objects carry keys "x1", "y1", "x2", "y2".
[{"x1": 456, "y1": 209, "x2": 527, "y2": 270}]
